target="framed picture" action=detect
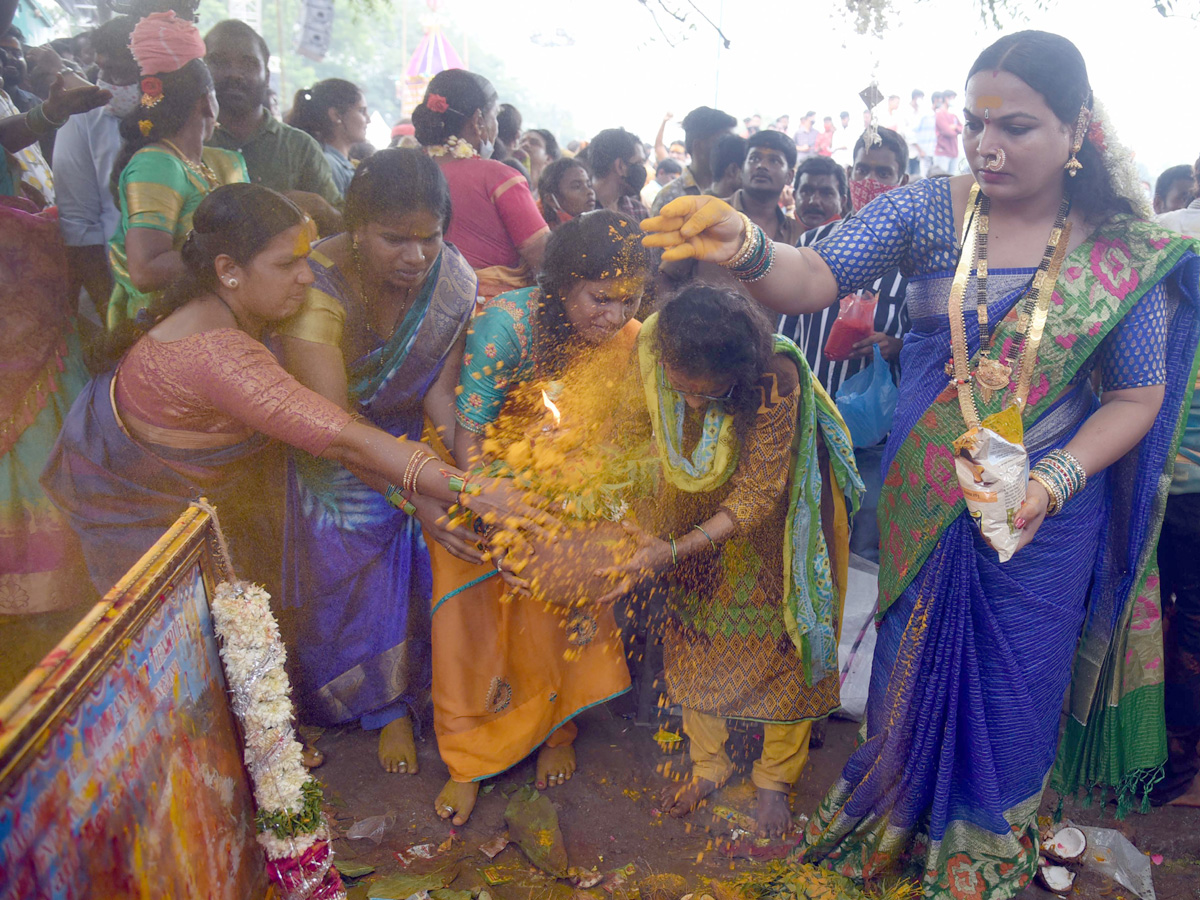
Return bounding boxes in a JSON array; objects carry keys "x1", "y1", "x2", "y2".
[{"x1": 0, "y1": 506, "x2": 267, "y2": 899}]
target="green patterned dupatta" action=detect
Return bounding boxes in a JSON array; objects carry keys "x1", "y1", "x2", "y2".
[
  {"x1": 1053, "y1": 241, "x2": 1200, "y2": 814},
  {"x1": 875, "y1": 217, "x2": 1200, "y2": 812},
  {"x1": 638, "y1": 316, "x2": 863, "y2": 685}
]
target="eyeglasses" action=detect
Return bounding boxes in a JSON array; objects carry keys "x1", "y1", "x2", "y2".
[{"x1": 659, "y1": 363, "x2": 735, "y2": 403}]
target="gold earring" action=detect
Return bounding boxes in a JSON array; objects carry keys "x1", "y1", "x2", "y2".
[{"x1": 1064, "y1": 102, "x2": 1089, "y2": 178}]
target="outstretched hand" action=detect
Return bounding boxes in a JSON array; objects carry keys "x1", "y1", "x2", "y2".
[
  {"x1": 461, "y1": 476, "x2": 558, "y2": 542},
  {"x1": 593, "y1": 519, "x2": 674, "y2": 606},
  {"x1": 640, "y1": 195, "x2": 746, "y2": 263},
  {"x1": 42, "y1": 73, "x2": 110, "y2": 122},
  {"x1": 409, "y1": 494, "x2": 485, "y2": 565}
]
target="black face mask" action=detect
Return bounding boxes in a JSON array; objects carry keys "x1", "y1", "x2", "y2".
[{"x1": 624, "y1": 163, "x2": 648, "y2": 194}]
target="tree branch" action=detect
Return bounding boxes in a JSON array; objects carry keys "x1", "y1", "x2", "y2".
[{"x1": 684, "y1": 0, "x2": 731, "y2": 48}]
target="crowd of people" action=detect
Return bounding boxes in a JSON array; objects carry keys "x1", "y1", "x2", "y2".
[{"x1": 3, "y1": 0, "x2": 1200, "y2": 897}]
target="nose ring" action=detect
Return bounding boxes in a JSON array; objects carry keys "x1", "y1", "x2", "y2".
[{"x1": 983, "y1": 148, "x2": 1006, "y2": 172}]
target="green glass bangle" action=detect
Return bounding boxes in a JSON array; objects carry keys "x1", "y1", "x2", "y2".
[
  {"x1": 384, "y1": 484, "x2": 417, "y2": 516},
  {"x1": 446, "y1": 475, "x2": 482, "y2": 495},
  {"x1": 26, "y1": 103, "x2": 64, "y2": 136},
  {"x1": 693, "y1": 524, "x2": 717, "y2": 550},
  {"x1": 669, "y1": 536, "x2": 678, "y2": 567}
]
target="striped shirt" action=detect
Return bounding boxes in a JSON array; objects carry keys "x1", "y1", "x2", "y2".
[{"x1": 778, "y1": 219, "x2": 910, "y2": 396}]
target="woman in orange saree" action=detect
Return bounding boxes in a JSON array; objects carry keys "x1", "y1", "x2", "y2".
[{"x1": 432, "y1": 210, "x2": 653, "y2": 825}]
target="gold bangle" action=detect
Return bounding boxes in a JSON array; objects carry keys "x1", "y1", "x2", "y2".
[
  {"x1": 722, "y1": 212, "x2": 756, "y2": 268},
  {"x1": 402, "y1": 451, "x2": 426, "y2": 494},
  {"x1": 410, "y1": 454, "x2": 436, "y2": 494},
  {"x1": 1028, "y1": 471, "x2": 1061, "y2": 517}
]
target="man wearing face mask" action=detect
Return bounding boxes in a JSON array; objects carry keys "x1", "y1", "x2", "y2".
[
  {"x1": 203, "y1": 19, "x2": 341, "y2": 233},
  {"x1": 587, "y1": 126, "x2": 650, "y2": 220},
  {"x1": 779, "y1": 126, "x2": 911, "y2": 563},
  {"x1": 51, "y1": 15, "x2": 139, "y2": 316}
]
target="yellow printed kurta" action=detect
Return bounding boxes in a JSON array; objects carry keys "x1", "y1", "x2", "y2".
[{"x1": 642, "y1": 361, "x2": 847, "y2": 723}]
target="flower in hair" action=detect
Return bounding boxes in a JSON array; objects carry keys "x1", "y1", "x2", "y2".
[
  {"x1": 140, "y1": 76, "x2": 163, "y2": 108},
  {"x1": 427, "y1": 93, "x2": 449, "y2": 114},
  {"x1": 1086, "y1": 119, "x2": 1107, "y2": 155},
  {"x1": 139, "y1": 119, "x2": 154, "y2": 136}
]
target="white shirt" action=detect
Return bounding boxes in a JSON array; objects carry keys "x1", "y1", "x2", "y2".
[
  {"x1": 52, "y1": 105, "x2": 123, "y2": 246},
  {"x1": 1156, "y1": 198, "x2": 1200, "y2": 238},
  {"x1": 880, "y1": 109, "x2": 905, "y2": 143},
  {"x1": 831, "y1": 125, "x2": 853, "y2": 166}
]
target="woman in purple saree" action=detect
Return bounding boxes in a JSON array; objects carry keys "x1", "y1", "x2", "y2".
[
  {"x1": 42, "y1": 184, "x2": 535, "y2": 683},
  {"x1": 642, "y1": 31, "x2": 1200, "y2": 900},
  {"x1": 276, "y1": 149, "x2": 479, "y2": 773}
]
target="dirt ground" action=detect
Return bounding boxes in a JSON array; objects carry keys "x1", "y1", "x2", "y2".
[{"x1": 311, "y1": 693, "x2": 1200, "y2": 900}]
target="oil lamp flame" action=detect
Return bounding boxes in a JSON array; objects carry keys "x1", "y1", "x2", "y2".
[{"x1": 541, "y1": 390, "x2": 562, "y2": 429}]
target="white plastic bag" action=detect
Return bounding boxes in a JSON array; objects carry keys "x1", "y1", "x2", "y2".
[
  {"x1": 954, "y1": 426, "x2": 1028, "y2": 562},
  {"x1": 345, "y1": 813, "x2": 394, "y2": 844}
]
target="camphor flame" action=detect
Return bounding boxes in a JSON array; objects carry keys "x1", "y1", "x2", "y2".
[{"x1": 541, "y1": 390, "x2": 562, "y2": 430}]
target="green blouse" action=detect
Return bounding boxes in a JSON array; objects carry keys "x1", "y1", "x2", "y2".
[
  {"x1": 107, "y1": 144, "x2": 248, "y2": 330},
  {"x1": 455, "y1": 286, "x2": 542, "y2": 434}
]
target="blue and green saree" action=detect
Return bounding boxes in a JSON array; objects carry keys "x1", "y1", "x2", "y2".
[
  {"x1": 795, "y1": 177, "x2": 1200, "y2": 899},
  {"x1": 278, "y1": 242, "x2": 477, "y2": 728}
]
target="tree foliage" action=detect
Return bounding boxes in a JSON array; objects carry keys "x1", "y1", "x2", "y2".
[
  {"x1": 197, "y1": 0, "x2": 582, "y2": 142},
  {"x1": 638, "y1": 0, "x2": 1197, "y2": 42}
]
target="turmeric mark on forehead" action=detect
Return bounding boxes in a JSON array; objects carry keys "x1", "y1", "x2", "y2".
[{"x1": 294, "y1": 216, "x2": 317, "y2": 257}]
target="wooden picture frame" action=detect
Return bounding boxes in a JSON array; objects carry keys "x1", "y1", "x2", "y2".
[{"x1": 0, "y1": 506, "x2": 268, "y2": 899}]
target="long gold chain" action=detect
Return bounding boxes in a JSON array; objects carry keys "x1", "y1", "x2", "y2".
[
  {"x1": 161, "y1": 139, "x2": 219, "y2": 188},
  {"x1": 948, "y1": 184, "x2": 1073, "y2": 429},
  {"x1": 351, "y1": 241, "x2": 419, "y2": 341}
]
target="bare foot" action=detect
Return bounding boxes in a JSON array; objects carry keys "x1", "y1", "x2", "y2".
[
  {"x1": 301, "y1": 745, "x2": 325, "y2": 768},
  {"x1": 755, "y1": 787, "x2": 792, "y2": 837},
  {"x1": 1167, "y1": 772, "x2": 1200, "y2": 807},
  {"x1": 435, "y1": 779, "x2": 479, "y2": 826},
  {"x1": 378, "y1": 716, "x2": 418, "y2": 774},
  {"x1": 536, "y1": 743, "x2": 576, "y2": 789},
  {"x1": 660, "y1": 776, "x2": 718, "y2": 819}
]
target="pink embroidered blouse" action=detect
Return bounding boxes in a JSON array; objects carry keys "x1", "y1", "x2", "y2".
[{"x1": 114, "y1": 328, "x2": 353, "y2": 456}]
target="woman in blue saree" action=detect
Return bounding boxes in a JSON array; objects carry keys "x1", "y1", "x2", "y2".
[
  {"x1": 277, "y1": 149, "x2": 480, "y2": 774},
  {"x1": 642, "y1": 31, "x2": 1200, "y2": 900}
]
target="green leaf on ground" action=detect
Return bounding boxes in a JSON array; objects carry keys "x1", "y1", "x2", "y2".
[
  {"x1": 367, "y1": 871, "x2": 448, "y2": 899},
  {"x1": 333, "y1": 860, "x2": 377, "y2": 879},
  {"x1": 503, "y1": 786, "x2": 569, "y2": 877}
]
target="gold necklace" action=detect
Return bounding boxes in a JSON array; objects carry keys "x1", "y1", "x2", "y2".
[
  {"x1": 947, "y1": 183, "x2": 1073, "y2": 429},
  {"x1": 161, "y1": 139, "x2": 219, "y2": 188},
  {"x1": 351, "y1": 241, "x2": 417, "y2": 340}
]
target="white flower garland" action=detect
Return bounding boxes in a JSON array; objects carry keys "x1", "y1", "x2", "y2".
[
  {"x1": 1088, "y1": 99, "x2": 1151, "y2": 219},
  {"x1": 210, "y1": 581, "x2": 327, "y2": 860},
  {"x1": 425, "y1": 134, "x2": 479, "y2": 159}
]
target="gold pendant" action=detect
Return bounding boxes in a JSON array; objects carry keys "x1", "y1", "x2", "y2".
[{"x1": 974, "y1": 357, "x2": 1012, "y2": 402}]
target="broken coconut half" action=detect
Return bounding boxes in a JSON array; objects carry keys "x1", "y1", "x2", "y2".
[
  {"x1": 1041, "y1": 825, "x2": 1087, "y2": 864},
  {"x1": 1036, "y1": 863, "x2": 1076, "y2": 895}
]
